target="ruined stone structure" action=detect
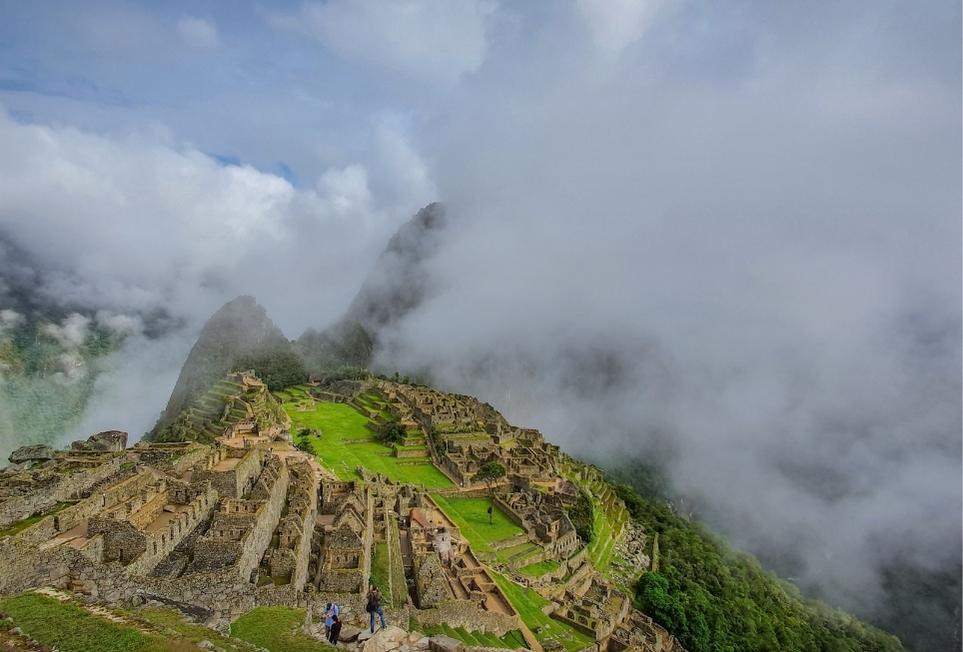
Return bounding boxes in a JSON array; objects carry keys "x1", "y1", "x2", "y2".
[{"x1": 0, "y1": 373, "x2": 687, "y2": 652}]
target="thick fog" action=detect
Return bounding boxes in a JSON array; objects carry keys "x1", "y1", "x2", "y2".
[
  {"x1": 0, "y1": 0, "x2": 958, "y2": 643},
  {"x1": 373, "y1": 0, "x2": 962, "y2": 625}
]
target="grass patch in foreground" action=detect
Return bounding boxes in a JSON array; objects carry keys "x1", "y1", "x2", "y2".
[
  {"x1": 232, "y1": 607, "x2": 334, "y2": 652},
  {"x1": 489, "y1": 572, "x2": 594, "y2": 652},
  {"x1": 135, "y1": 607, "x2": 255, "y2": 652},
  {"x1": 285, "y1": 400, "x2": 452, "y2": 488},
  {"x1": 430, "y1": 495, "x2": 525, "y2": 554},
  {"x1": 0, "y1": 593, "x2": 159, "y2": 652}
]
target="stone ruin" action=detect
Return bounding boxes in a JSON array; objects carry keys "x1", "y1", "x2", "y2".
[{"x1": 0, "y1": 374, "x2": 686, "y2": 652}]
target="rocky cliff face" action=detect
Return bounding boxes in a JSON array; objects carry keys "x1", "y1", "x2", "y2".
[{"x1": 150, "y1": 296, "x2": 290, "y2": 437}]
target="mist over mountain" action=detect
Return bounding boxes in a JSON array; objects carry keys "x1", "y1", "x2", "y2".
[
  {"x1": 150, "y1": 295, "x2": 290, "y2": 437},
  {"x1": 0, "y1": 1, "x2": 959, "y2": 650}
]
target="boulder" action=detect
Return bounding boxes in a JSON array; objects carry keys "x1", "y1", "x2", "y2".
[
  {"x1": 362, "y1": 625, "x2": 409, "y2": 652},
  {"x1": 72, "y1": 430, "x2": 128, "y2": 452},
  {"x1": 427, "y1": 635, "x2": 464, "y2": 652},
  {"x1": 340, "y1": 625, "x2": 362, "y2": 643},
  {"x1": 9, "y1": 444, "x2": 54, "y2": 464}
]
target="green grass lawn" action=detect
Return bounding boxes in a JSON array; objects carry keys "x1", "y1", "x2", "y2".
[
  {"x1": 231, "y1": 607, "x2": 334, "y2": 652},
  {"x1": 369, "y1": 542, "x2": 394, "y2": 606},
  {"x1": 519, "y1": 559, "x2": 560, "y2": 577},
  {"x1": 284, "y1": 399, "x2": 452, "y2": 488},
  {"x1": 0, "y1": 593, "x2": 163, "y2": 652},
  {"x1": 430, "y1": 495, "x2": 525, "y2": 554},
  {"x1": 489, "y1": 572, "x2": 594, "y2": 652},
  {"x1": 134, "y1": 607, "x2": 256, "y2": 652}
]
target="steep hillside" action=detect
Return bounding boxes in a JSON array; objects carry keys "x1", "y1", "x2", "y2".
[
  {"x1": 151, "y1": 296, "x2": 291, "y2": 436},
  {"x1": 296, "y1": 202, "x2": 446, "y2": 371},
  {"x1": 149, "y1": 370, "x2": 290, "y2": 443}
]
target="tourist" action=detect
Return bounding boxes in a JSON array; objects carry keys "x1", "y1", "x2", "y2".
[
  {"x1": 328, "y1": 614, "x2": 342, "y2": 644},
  {"x1": 323, "y1": 602, "x2": 339, "y2": 639},
  {"x1": 366, "y1": 585, "x2": 386, "y2": 632}
]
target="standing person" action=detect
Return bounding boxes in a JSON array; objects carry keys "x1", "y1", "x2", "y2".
[
  {"x1": 366, "y1": 585, "x2": 386, "y2": 633},
  {"x1": 328, "y1": 614, "x2": 342, "y2": 644},
  {"x1": 323, "y1": 602, "x2": 339, "y2": 640}
]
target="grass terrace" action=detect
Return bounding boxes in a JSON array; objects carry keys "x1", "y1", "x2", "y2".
[
  {"x1": 134, "y1": 607, "x2": 257, "y2": 652},
  {"x1": 0, "y1": 593, "x2": 164, "y2": 652},
  {"x1": 519, "y1": 558, "x2": 560, "y2": 578},
  {"x1": 418, "y1": 623, "x2": 528, "y2": 649},
  {"x1": 232, "y1": 607, "x2": 334, "y2": 652},
  {"x1": 489, "y1": 572, "x2": 594, "y2": 652},
  {"x1": 430, "y1": 495, "x2": 525, "y2": 555},
  {"x1": 284, "y1": 399, "x2": 452, "y2": 488}
]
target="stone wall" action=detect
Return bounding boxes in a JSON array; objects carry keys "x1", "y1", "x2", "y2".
[
  {"x1": 0, "y1": 456, "x2": 123, "y2": 527},
  {"x1": 415, "y1": 600, "x2": 522, "y2": 637},
  {"x1": 127, "y1": 483, "x2": 218, "y2": 576},
  {"x1": 235, "y1": 459, "x2": 289, "y2": 580}
]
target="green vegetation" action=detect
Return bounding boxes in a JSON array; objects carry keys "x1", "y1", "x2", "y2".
[
  {"x1": 489, "y1": 572, "x2": 594, "y2": 652},
  {"x1": 296, "y1": 319, "x2": 374, "y2": 371},
  {"x1": 284, "y1": 398, "x2": 452, "y2": 488},
  {"x1": 233, "y1": 349, "x2": 307, "y2": 391},
  {"x1": 369, "y1": 542, "x2": 394, "y2": 606},
  {"x1": 566, "y1": 489, "x2": 594, "y2": 544},
  {"x1": 430, "y1": 495, "x2": 524, "y2": 554},
  {"x1": 133, "y1": 607, "x2": 256, "y2": 652},
  {"x1": 377, "y1": 420, "x2": 407, "y2": 445},
  {"x1": 519, "y1": 559, "x2": 560, "y2": 577},
  {"x1": 0, "y1": 593, "x2": 158, "y2": 652},
  {"x1": 231, "y1": 607, "x2": 334, "y2": 652},
  {"x1": 0, "y1": 316, "x2": 120, "y2": 448},
  {"x1": 613, "y1": 483, "x2": 903, "y2": 652},
  {"x1": 418, "y1": 622, "x2": 527, "y2": 649}
]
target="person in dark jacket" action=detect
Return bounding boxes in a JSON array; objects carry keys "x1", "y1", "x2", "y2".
[
  {"x1": 366, "y1": 585, "x2": 386, "y2": 633},
  {"x1": 328, "y1": 614, "x2": 342, "y2": 644}
]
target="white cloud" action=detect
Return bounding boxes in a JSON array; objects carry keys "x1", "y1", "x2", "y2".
[
  {"x1": 276, "y1": 0, "x2": 495, "y2": 82},
  {"x1": 41, "y1": 314, "x2": 91, "y2": 349},
  {"x1": 177, "y1": 16, "x2": 220, "y2": 49},
  {"x1": 577, "y1": 0, "x2": 669, "y2": 53}
]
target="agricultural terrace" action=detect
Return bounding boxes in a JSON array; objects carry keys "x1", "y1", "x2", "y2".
[
  {"x1": 281, "y1": 392, "x2": 452, "y2": 488},
  {"x1": 518, "y1": 558, "x2": 560, "y2": 578},
  {"x1": 418, "y1": 623, "x2": 528, "y2": 650},
  {"x1": 489, "y1": 572, "x2": 595, "y2": 652},
  {"x1": 584, "y1": 477, "x2": 629, "y2": 574},
  {"x1": 430, "y1": 495, "x2": 525, "y2": 555}
]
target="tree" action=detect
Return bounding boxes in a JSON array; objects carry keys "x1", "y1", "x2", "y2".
[
  {"x1": 378, "y1": 420, "x2": 406, "y2": 445},
  {"x1": 233, "y1": 348, "x2": 307, "y2": 391},
  {"x1": 474, "y1": 461, "x2": 506, "y2": 524}
]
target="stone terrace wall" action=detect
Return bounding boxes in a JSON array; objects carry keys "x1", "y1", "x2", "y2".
[
  {"x1": 415, "y1": 600, "x2": 522, "y2": 637},
  {"x1": 236, "y1": 461, "x2": 289, "y2": 581},
  {"x1": 0, "y1": 456, "x2": 123, "y2": 527}
]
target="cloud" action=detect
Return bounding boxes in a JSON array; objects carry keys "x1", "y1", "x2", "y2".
[
  {"x1": 274, "y1": 0, "x2": 495, "y2": 83},
  {"x1": 367, "y1": 0, "x2": 960, "y2": 641},
  {"x1": 0, "y1": 105, "x2": 434, "y2": 439},
  {"x1": 577, "y1": 0, "x2": 670, "y2": 53},
  {"x1": 177, "y1": 17, "x2": 219, "y2": 49}
]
